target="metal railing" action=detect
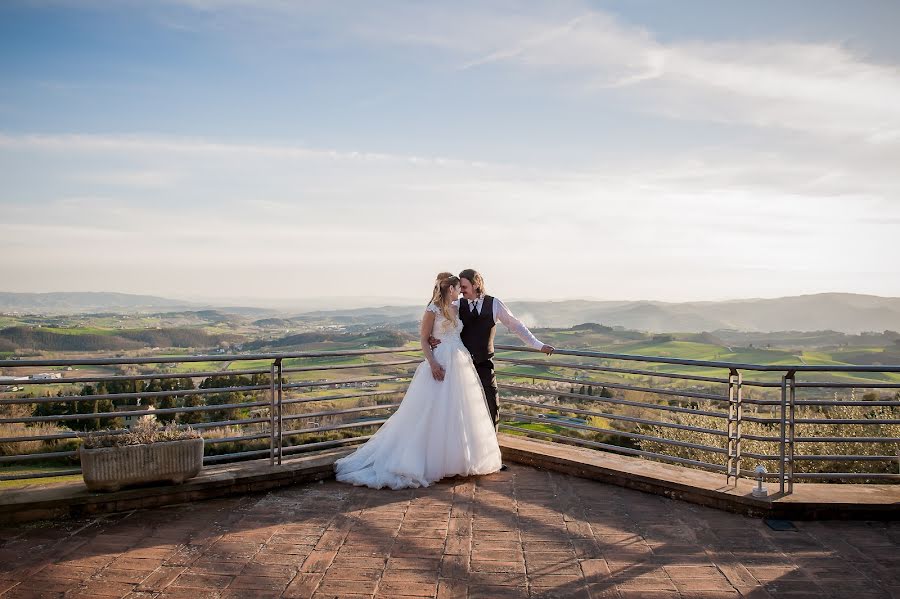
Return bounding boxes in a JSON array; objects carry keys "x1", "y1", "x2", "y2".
[
  {"x1": 494, "y1": 345, "x2": 900, "y2": 493},
  {"x1": 0, "y1": 349, "x2": 418, "y2": 481},
  {"x1": 2, "y1": 345, "x2": 898, "y2": 493}
]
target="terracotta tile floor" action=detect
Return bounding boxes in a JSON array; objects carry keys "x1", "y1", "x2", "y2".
[{"x1": 0, "y1": 463, "x2": 897, "y2": 598}]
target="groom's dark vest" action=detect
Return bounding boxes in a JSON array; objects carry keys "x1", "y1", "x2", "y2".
[{"x1": 459, "y1": 295, "x2": 496, "y2": 365}]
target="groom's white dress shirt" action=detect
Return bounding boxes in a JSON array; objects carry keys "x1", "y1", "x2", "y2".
[{"x1": 459, "y1": 296, "x2": 545, "y2": 351}]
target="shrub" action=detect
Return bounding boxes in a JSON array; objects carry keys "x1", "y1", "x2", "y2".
[{"x1": 80, "y1": 417, "x2": 200, "y2": 449}]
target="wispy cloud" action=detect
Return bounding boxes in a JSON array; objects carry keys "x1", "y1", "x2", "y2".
[
  {"x1": 47, "y1": 1, "x2": 900, "y2": 144},
  {"x1": 0, "y1": 133, "x2": 495, "y2": 169},
  {"x1": 151, "y1": 1, "x2": 900, "y2": 142},
  {"x1": 70, "y1": 170, "x2": 180, "y2": 188},
  {"x1": 373, "y1": 5, "x2": 900, "y2": 142}
]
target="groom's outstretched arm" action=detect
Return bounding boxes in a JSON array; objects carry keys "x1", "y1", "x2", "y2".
[{"x1": 495, "y1": 299, "x2": 554, "y2": 355}]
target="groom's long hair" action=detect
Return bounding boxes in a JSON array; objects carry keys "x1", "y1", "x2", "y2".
[{"x1": 459, "y1": 268, "x2": 486, "y2": 296}]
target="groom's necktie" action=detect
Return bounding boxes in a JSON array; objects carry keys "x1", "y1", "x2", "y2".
[{"x1": 470, "y1": 300, "x2": 479, "y2": 317}]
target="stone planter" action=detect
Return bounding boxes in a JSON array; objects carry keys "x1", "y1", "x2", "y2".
[{"x1": 79, "y1": 437, "x2": 204, "y2": 492}]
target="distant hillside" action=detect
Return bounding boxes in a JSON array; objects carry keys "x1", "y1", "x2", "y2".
[
  {"x1": 243, "y1": 329, "x2": 414, "y2": 350},
  {"x1": 4, "y1": 291, "x2": 900, "y2": 334},
  {"x1": 0, "y1": 292, "x2": 197, "y2": 313},
  {"x1": 0, "y1": 293, "x2": 277, "y2": 317},
  {"x1": 297, "y1": 293, "x2": 900, "y2": 334},
  {"x1": 252, "y1": 317, "x2": 296, "y2": 327},
  {"x1": 0, "y1": 327, "x2": 142, "y2": 352},
  {"x1": 503, "y1": 294, "x2": 900, "y2": 333},
  {"x1": 0, "y1": 326, "x2": 239, "y2": 351},
  {"x1": 292, "y1": 305, "x2": 423, "y2": 325}
]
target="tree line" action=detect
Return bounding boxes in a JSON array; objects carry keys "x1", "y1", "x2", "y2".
[{"x1": 31, "y1": 373, "x2": 273, "y2": 431}]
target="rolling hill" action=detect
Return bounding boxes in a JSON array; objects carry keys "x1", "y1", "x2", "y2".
[
  {"x1": 293, "y1": 293, "x2": 900, "y2": 334},
  {"x1": 4, "y1": 291, "x2": 900, "y2": 334}
]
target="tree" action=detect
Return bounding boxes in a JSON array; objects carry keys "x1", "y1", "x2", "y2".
[
  {"x1": 67, "y1": 385, "x2": 116, "y2": 431},
  {"x1": 181, "y1": 393, "x2": 206, "y2": 424},
  {"x1": 144, "y1": 377, "x2": 195, "y2": 423},
  {"x1": 199, "y1": 373, "x2": 268, "y2": 422}
]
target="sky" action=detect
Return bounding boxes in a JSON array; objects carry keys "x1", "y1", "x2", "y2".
[{"x1": 2, "y1": 0, "x2": 899, "y2": 307}]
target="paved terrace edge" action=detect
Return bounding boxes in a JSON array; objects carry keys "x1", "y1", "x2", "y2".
[
  {"x1": 501, "y1": 434, "x2": 899, "y2": 520},
  {"x1": 1, "y1": 435, "x2": 897, "y2": 524},
  {"x1": 0, "y1": 448, "x2": 345, "y2": 524}
]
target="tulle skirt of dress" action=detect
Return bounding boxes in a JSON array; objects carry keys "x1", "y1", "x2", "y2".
[{"x1": 334, "y1": 339, "x2": 502, "y2": 490}]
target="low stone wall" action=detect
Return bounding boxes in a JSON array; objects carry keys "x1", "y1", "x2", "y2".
[
  {"x1": 1, "y1": 435, "x2": 896, "y2": 524},
  {"x1": 500, "y1": 434, "x2": 900, "y2": 520},
  {"x1": 0, "y1": 449, "x2": 345, "y2": 524}
]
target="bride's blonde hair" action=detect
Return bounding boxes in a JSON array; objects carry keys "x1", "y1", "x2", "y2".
[{"x1": 428, "y1": 272, "x2": 460, "y2": 326}]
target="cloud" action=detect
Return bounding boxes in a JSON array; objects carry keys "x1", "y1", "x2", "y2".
[
  {"x1": 39, "y1": 1, "x2": 900, "y2": 144},
  {"x1": 401, "y1": 7, "x2": 900, "y2": 142},
  {"x1": 0, "y1": 132, "x2": 493, "y2": 169},
  {"x1": 2, "y1": 130, "x2": 896, "y2": 237},
  {"x1": 168, "y1": 1, "x2": 900, "y2": 142},
  {"x1": 70, "y1": 170, "x2": 180, "y2": 188},
  {"x1": 651, "y1": 41, "x2": 900, "y2": 140}
]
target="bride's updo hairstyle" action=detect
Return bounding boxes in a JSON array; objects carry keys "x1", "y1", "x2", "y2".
[{"x1": 429, "y1": 272, "x2": 460, "y2": 326}]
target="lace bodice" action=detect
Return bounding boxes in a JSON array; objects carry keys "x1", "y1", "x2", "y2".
[{"x1": 426, "y1": 302, "x2": 464, "y2": 342}]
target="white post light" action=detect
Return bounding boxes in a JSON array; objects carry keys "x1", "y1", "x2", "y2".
[{"x1": 752, "y1": 465, "x2": 768, "y2": 497}]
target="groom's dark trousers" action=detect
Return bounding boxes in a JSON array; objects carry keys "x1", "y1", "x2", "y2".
[
  {"x1": 474, "y1": 359, "x2": 499, "y2": 427},
  {"x1": 459, "y1": 295, "x2": 500, "y2": 429}
]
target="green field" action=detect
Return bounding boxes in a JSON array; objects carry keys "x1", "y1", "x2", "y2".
[
  {"x1": 4, "y1": 313, "x2": 898, "y2": 388},
  {"x1": 502, "y1": 420, "x2": 571, "y2": 435},
  {"x1": 34, "y1": 326, "x2": 120, "y2": 336},
  {"x1": 163, "y1": 360, "x2": 231, "y2": 373},
  {"x1": 0, "y1": 466, "x2": 81, "y2": 489},
  {"x1": 510, "y1": 334, "x2": 900, "y2": 386}
]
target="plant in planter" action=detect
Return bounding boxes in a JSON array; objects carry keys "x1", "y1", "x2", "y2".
[{"x1": 78, "y1": 416, "x2": 204, "y2": 492}]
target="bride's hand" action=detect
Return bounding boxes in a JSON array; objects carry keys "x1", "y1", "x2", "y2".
[{"x1": 430, "y1": 362, "x2": 445, "y2": 381}]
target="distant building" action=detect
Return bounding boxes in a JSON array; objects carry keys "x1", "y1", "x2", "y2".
[
  {"x1": 31, "y1": 372, "x2": 62, "y2": 380},
  {"x1": 116, "y1": 401, "x2": 156, "y2": 430}
]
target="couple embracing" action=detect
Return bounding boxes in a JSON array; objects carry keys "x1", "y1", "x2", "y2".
[{"x1": 335, "y1": 268, "x2": 554, "y2": 490}]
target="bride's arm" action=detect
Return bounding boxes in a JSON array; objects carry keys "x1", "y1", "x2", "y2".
[{"x1": 421, "y1": 311, "x2": 445, "y2": 381}]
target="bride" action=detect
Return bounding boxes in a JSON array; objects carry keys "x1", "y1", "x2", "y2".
[{"x1": 334, "y1": 272, "x2": 502, "y2": 489}]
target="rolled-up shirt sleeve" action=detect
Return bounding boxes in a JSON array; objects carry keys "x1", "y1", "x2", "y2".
[{"x1": 494, "y1": 298, "x2": 544, "y2": 350}]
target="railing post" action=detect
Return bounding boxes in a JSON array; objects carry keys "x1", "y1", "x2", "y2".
[
  {"x1": 779, "y1": 374, "x2": 786, "y2": 494},
  {"x1": 276, "y1": 358, "x2": 283, "y2": 466},
  {"x1": 788, "y1": 372, "x2": 796, "y2": 494},
  {"x1": 780, "y1": 371, "x2": 796, "y2": 494},
  {"x1": 726, "y1": 369, "x2": 742, "y2": 484},
  {"x1": 269, "y1": 361, "x2": 276, "y2": 466}
]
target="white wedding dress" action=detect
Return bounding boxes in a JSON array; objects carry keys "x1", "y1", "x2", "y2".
[{"x1": 334, "y1": 302, "x2": 502, "y2": 489}]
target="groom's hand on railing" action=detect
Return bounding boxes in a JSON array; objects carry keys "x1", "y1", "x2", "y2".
[{"x1": 541, "y1": 344, "x2": 555, "y2": 356}]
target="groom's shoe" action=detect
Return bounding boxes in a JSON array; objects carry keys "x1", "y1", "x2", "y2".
[{"x1": 500, "y1": 463, "x2": 509, "y2": 471}]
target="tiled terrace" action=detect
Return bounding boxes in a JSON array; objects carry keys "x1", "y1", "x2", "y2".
[{"x1": 1, "y1": 463, "x2": 898, "y2": 599}]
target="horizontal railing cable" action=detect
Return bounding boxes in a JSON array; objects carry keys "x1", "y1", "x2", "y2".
[{"x1": 499, "y1": 383, "x2": 729, "y2": 419}]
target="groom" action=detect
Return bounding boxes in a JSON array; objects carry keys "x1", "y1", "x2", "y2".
[{"x1": 432, "y1": 268, "x2": 554, "y2": 446}]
